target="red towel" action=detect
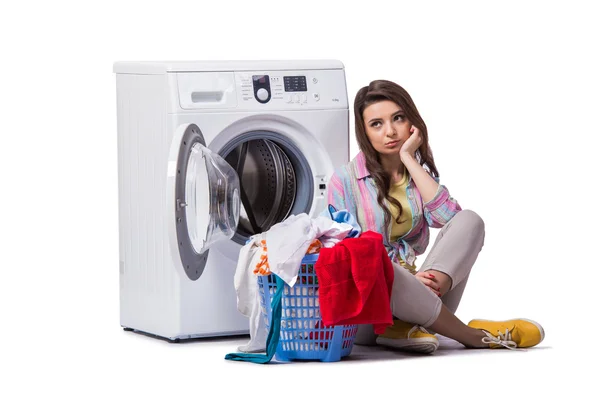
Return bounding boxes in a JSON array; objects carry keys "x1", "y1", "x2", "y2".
[{"x1": 314, "y1": 231, "x2": 394, "y2": 334}]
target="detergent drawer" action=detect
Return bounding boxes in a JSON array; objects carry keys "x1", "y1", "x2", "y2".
[{"x1": 177, "y1": 72, "x2": 238, "y2": 110}]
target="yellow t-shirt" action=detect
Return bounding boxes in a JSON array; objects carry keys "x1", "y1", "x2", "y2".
[
  {"x1": 389, "y1": 170, "x2": 416, "y2": 273},
  {"x1": 389, "y1": 170, "x2": 413, "y2": 242}
]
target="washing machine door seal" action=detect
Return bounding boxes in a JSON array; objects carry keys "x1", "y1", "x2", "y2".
[{"x1": 167, "y1": 123, "x2": 241, "y2": 281}]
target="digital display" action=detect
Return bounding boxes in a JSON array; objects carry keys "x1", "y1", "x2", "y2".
[
  {"x1": 284, "y1": 76, "x2": 307, "y2": 92},
  {"x1": 253, "y1": 75, "x2": 269, "y2": 85}
]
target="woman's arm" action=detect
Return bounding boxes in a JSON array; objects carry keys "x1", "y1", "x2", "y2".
[
  {"x1": 400, "y1": 126, "x2": 439, "y2": 202},
  {"x1": 401, "y1": 153, "x2": 438, "y2": 203},
  {"x1": 400, "y1": 126, "x2": 461, "y2": 228}
]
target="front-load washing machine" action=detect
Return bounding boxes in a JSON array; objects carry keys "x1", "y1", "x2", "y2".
[{"x1": 113, "y1": 60, "x2": 349, "y2": 341}]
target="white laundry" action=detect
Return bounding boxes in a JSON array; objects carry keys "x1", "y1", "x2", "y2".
[
  {"x1": 233, "y1": 213, "x2": 353, "y2": 353},
  {"x1": 266, "y1": 213, "x2": 353, "y2": 287},
  {"x1": 233, "y1": 232, "x2": 268, "y2": 353}
]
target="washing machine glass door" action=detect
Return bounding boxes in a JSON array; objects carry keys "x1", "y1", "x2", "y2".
[{"x1": 167, "y1": 123, "x2": 240, "y2": 280}]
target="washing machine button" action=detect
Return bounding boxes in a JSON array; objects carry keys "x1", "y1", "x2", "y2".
[{"x1": 256, "y1": 88, "x2": 269, "y2": 101}]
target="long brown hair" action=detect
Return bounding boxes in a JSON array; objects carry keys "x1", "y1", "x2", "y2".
[{"x1": 354, "y1": 80, "x2": 439, "y2": 231}]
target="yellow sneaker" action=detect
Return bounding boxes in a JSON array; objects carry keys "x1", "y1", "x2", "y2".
[
  {"x1": 468, "y1": 318, "x2": 545, "y2": 349},
  {"x1": 376, "y1": 320, "x2": 439, "y2": 354}
]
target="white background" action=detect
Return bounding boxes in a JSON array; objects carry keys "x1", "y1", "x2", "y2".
[{"x1": 2, "y1": 0, "x2": 598, "y2": 398}]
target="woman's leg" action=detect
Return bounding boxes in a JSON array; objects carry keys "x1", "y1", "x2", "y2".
[
  {"x1": 354, "y1": 324, "x2": 378, "y2": 346},
  {"x1": 354, "y1": 257, "x2": 441, "y2": 347},
  {"x1": 355, "y1": 210, "x2": 484, "y2": 347},
  {"x1": 388, "y1": 256, "x2": 487, "y2": 348},
  {"x1": 419, "y1": 209, "x2": 485, "y2": 313},
  {"x1": 375, "y1": 255, "x2": 541, "y2": 350},
  {"x1": 379, "y1": 209, "x2": 543, "y2": 349},
  {"x1": 428, "y1": 305, "x2": 488, "y2": 348}
]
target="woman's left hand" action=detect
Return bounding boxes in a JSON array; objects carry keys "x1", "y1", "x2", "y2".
[
  {"x1": 400, "y1": 125, "x2": 423, "y2": 160},
  {"x1": 415, "y1": 271, "x2": 441, "y2": 297}
]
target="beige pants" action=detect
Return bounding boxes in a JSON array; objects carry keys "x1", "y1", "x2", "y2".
[{"x1": 354, "y1": 209, "x2": 486, "y2": 345}]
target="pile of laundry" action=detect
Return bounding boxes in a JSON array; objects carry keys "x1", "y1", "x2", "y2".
[{"x1": 225, "y1": 206, "x2": 395, "y2": 363}]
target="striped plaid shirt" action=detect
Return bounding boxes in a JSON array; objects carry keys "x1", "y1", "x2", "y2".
[{"x1": 326, "y1": 152, "x2": 462, "y2": 271}]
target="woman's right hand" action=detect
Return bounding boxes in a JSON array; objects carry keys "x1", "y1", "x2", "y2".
[
  {"x1": 399, "y1": 125, "x2": 423, "y2": 161},
  {"x1": 415, "y1": 271, "x2": 441, "y2": 297}
]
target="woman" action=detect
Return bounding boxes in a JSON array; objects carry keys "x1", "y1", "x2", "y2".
[{"x1": 326, "y1": 80, "x2": 544, "y2": 353}]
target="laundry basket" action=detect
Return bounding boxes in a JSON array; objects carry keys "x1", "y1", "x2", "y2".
[{"x1": 257, "y1": 253, "x2": 358, "y2": 362}]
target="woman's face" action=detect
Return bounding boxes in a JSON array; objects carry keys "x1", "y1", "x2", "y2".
[{"x1": 362, "y1": 100, "x2": 411, "y2": 156}]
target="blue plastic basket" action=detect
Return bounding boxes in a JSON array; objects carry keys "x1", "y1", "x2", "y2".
[{"x1": 257, "y1": 253, "x2": 358, "y2": 362}]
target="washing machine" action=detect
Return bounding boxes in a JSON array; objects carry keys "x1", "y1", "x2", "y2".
[{"x1": 113, "y1": 60, "x2": 349, "y2": 341}]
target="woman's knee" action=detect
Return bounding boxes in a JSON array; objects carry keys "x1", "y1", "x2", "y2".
[{"x1": 455, "y1": 209, "x2": 485, "y2": 239}]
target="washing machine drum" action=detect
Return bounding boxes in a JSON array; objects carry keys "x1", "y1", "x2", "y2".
[{"x1": 225, "y1": 139, "x2": 297, "y2": 235}]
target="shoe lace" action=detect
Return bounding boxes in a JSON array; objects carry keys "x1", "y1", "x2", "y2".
[
  {"x1": 408, "y1": 325, "x2": 431, "y2": 338},
  {"x1": 481, "y1": 329, "x2": 524, "y2": 351}
]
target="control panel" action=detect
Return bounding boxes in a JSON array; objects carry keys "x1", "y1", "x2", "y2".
[
  {"x1": 236, "y1": 69, "x2": 347, "y2": 110},
  {"x1": 251, "y1": 74, "x2": 310, "y2": 104},
  {"x1": 174, "y1": 69, "x2": 348, "y2": 111}
]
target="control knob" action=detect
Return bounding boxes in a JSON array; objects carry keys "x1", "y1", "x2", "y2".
[{"x1": 256, "y1": 88, "x2": 269, "y2": 101}]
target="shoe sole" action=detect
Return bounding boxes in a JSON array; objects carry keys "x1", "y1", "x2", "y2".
[
  {"x1": 469, "y1": 318, "x2": 545, "y2": 345},
  {"x1": 376, "y1": 337, "x2": 439, "y2": 354}
]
